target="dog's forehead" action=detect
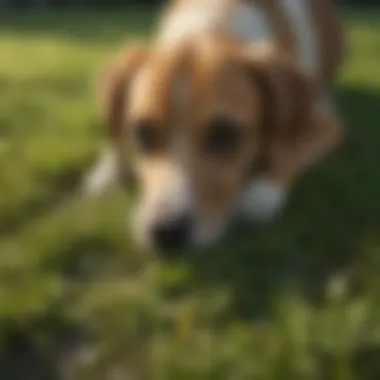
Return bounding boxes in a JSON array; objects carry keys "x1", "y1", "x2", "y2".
[{"x1": 128, "y1": 43, "x2": 256, "y2": 130}]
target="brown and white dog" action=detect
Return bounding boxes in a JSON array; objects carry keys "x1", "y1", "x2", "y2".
[{"x1": 83, "y1": 0, "x2": 345, "y2": 252}]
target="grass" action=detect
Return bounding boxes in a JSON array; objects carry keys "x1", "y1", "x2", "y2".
[{"x1": 0, "y1": 9, "x2": 380, "y2": 380}]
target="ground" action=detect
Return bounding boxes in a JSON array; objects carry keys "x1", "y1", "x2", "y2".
[{"x1": 0, "y1": 9, "x2": 380, "y2": 380}]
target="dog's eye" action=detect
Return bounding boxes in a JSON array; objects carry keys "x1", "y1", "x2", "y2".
[
  {"x1": 203, "y1": 118, "x2": 243, "y2": 156},
  {"x1": 134, "y1": 120, "x2": 159, "y2": 153}
]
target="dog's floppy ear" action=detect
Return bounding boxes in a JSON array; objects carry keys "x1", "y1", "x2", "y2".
[
  {"x1": 83, "y1": 44, "x2": 149, "y2": 197},
  {"x1": 247, "y1": 51, "x2": 314, "y2": 159},
  {"x1": 243, "y1": 49, "x2": 340, "y2": 186},
  {"x1": 98, "y1": 43, "x2": 149, "y2": 142}
]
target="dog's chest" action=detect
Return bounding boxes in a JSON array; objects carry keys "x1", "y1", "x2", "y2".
[{"x1": 159, "y1": 0, "x2": 319, "y2": 75}]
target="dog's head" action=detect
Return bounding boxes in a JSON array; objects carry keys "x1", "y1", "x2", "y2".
[{"x1": 99, "y1": 36, "x2": 335, "y2": 253}]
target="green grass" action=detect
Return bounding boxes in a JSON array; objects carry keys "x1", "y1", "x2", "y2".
[{"x1": 0, "y1": 9, "x2": 380, "y2": 380}]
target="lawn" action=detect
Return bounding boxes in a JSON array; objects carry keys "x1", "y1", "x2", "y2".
[{"x1": 0, "y1": 8, "x2": 380, "y2": 380}]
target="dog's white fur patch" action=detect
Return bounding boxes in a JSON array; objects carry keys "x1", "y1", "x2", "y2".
[
  {"x1": 81, "y1": 149, "x2": 120, "y2": 197},
  {"x1": 227, "y1": 1, "x2": 273, "y2": 42},
  {"x1": 241, "y1": 178, "x2": 287, "y2": 223},
  {"x1": 133, "y1": 158, "x2": 192, "y2": 247},
  {"x1": 142, "y1": 169, "x2": 190, "y2": 224},
  {"x1": 159, "y1": 0, "x2": 273, "y2": 46}
]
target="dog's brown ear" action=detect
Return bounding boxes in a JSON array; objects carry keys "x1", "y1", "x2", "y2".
[
  {"x1": 98, "y1": 43, "x2": 149, "y2": 142},
  {"x1": 244, "y1": 50, "x2": 341, "y2": 186},
  {"x1": 248, "y1": 52, "x2": 314, "y2": 154}
]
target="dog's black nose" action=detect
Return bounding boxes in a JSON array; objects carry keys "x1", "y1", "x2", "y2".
[{"x1": 152, "y1": 216, "x2": 192, "y2": 253}]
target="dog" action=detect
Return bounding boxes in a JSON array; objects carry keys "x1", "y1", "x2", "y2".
[{"x1": 83, "y1": 0, "x2": 345, "y2": 252}]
